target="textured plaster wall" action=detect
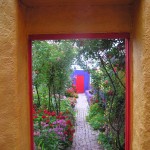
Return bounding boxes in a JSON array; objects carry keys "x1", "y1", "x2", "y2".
[
  {"x1": 132, "y1": 0, "x2": 150, "y2": 149},
  {"x1": 0, "y1": 1, "x2": 18, "y2": 149},
  {"x1": 16, "y1": 2, "x2": 31, "y2": 150},
  {"x1": 0, "y1": 0, "x2": 30, "y2": 149},
  {"x1": 27, "y1": 5, "x2": 132, "y2": 34}
]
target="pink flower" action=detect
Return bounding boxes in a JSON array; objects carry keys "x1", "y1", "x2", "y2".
[
  {"x1": 41, "y1": 122, "x2": 45, "y2": 126},
  {"x1": 113, "y1": 67, "x2": 117, "y2": 73},
  {"x1": 34, "y1": 131, "x2": 40, "y2": 136}
]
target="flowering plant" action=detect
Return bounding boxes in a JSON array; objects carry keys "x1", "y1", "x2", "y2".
[
  {"x1": 65, "y1": 85, "x2": 78, "y2": 98},
  {"x1": 33, "y1": 100, "x2": 75, "y2": 149}
]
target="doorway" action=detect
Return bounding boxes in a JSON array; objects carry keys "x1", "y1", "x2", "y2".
[
  {"x1": 76, "y1": 75, "x2": 84, "y2": 93},
  {"x1": 28, "y1": 33, "x2": 130, "y2": 150}
]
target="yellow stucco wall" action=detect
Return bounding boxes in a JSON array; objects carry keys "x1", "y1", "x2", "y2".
[
  {"x1": 0, "y1": 1, "x2": 18, "y2": 149},
  {"x1": 0, "y1": 1, "x2": 30, "y2": 149},
  {"x1": 0, "y1": 0, "x2": 150, "y2": 149},
  {"x1": 132, "y1": 0, "x2": 150, "y2": 149}
]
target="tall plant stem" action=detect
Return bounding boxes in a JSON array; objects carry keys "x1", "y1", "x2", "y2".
[
  {"x1": 48, "y1": 86, "x2": 52, "y2": 111},
  {"x1": 53, "y1": 83, "x2": 59, "y2": 115},
  {"x1": 35, "y1": 84, "x2": 40, "y2": 107}
]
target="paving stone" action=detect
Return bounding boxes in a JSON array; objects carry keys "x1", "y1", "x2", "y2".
[{"x1": 70, "y1": 94, "x2": 104, "y2": 150}]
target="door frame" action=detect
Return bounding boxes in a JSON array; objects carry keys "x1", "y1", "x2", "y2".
[{"x1": 28, "y1": 33, "x2": 130, "y2": 150}]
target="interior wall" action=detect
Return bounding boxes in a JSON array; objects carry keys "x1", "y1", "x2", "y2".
[
  {"x1": 27, "y1": 5, "x2": 132, "y2": 34},
  {"x1": 132, "y1": 0, "x2": 150, "y2": 149},
  {"x1": 0, "y1": 1, "x2": 30, "y2": 150}
]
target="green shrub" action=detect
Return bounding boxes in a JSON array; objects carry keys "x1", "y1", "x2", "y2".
[
  {"x1": 98, "y1": 133, "x2": 113, "y2": 150},
  {"x1": 86, "y1": 103, "x2": 105, "y2": 130}
]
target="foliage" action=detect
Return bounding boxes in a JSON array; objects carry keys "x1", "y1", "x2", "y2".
[
  {"x1": 32, "y1": 40, "x2": 78, "y2": 149},
  {"x1": 98, "y1": 133, "x2": 113, "y2": 150},
  {"x1": 86, "y1": 104, "x2": 105, "y2": 130},
  {"x1": 32, "y1": 40, "x2": 77, "y2": 113},
  {"x1": 76, "y1": 39, "x2": 125, "y2": 149}
]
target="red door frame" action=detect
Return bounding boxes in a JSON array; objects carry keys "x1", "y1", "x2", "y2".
[{"x1": 28, "y1": 33, "x2": 130, "y2": 150}]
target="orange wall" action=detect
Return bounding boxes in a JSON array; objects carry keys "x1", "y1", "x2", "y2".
[
  {"x1": 27, "y1": 5, "x2": 132, "y2": 34},
  {"x1": 16, "y1": 2, "x2": 31, "y2": 150},
  {"x1": 0, "y1": 1, "x2": 30, "y2": 150},
  {"x1": 132, "y1": 0, "x2": 150, "y2": 149}
]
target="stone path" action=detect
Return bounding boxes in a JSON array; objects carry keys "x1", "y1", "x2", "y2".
[{"x1": 70, "y1": 94, "x2": 103, "y2": 150}]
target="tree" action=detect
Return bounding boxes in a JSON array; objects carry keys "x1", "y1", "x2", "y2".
[{"x1": 32, "y1": 40, "x2": 77, "y2": 113}]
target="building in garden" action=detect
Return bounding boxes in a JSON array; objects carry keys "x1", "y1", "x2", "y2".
[
  {"x1": 71, "y1": 70, "x2": 90, "y2": 93},
  {"x1": 0, "y1": 0, "x2": 150, "y2": 150}
]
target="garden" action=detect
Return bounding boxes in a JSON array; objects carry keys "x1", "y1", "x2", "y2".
[
  {"x1": 76, "y1": 39, "x2": 125, "y2": 150},
  {"x1": 32, "y1": 39, "x2": 125, "y2": 150},
  {"x1": 32, "y1": 40, "x2": 78, "y2": 149}
]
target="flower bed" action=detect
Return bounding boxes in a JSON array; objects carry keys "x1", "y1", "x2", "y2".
[
  {"x1": 65, "y1": 85, "x2": 78, "y2": 108},
  {"x1": 33, "y1": 99, "x2": 75, "y2": 150}
]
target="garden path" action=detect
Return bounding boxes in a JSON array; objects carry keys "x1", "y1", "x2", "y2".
[{"x1": 70, "y1": 93, "x2": 103, "y2": 150}]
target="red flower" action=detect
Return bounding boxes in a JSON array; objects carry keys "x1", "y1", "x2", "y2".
[
  {"x1": 33, "y1": 115, "x2": 38, "y2": 119},
  {"x1": 32, "y1": 108, "x2": 36, "y2": 114},
  {"x1": 66, "y1": 120, "x2": 72, "y2": 126},
  {"x1": 64, "y1": 131, "x2": 68, "y2": 135},
  {"x1": 95, "y1": 100, "x2": 99, "y2": 103},
  {"x1": 69, "y1": 137, "x2": 73, "y2": 141},
  {"x1": 60, "y1": 116, "x2": 65, "y2": 119},
  {"x1": 42, "y1": 115, "x2": 47, "y2": 119},
  {"x1": 50, "y1": 124, "x2": 53, "y2": 127},
  {"x1": 46, "y1": 120, "x2": 50, "y2": 123},
  {"x1": 56, "y1": 115, "x2": 60, "y2": 119},
  {"x1": 51, "y1": 111, "x2": 56, "y2": 116},
  {"x1": 72, "y1": 129, "x2": 75, "y2": 133},
  {"x1": 44, "y1": 110, "x2": 51, "y2": 116},
  {"x1": 47, "y1": 112, "x2": 51, "y2": 116},
  {"x1": 44, "y1": 110, "x2": 48, "y2": 114}
]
